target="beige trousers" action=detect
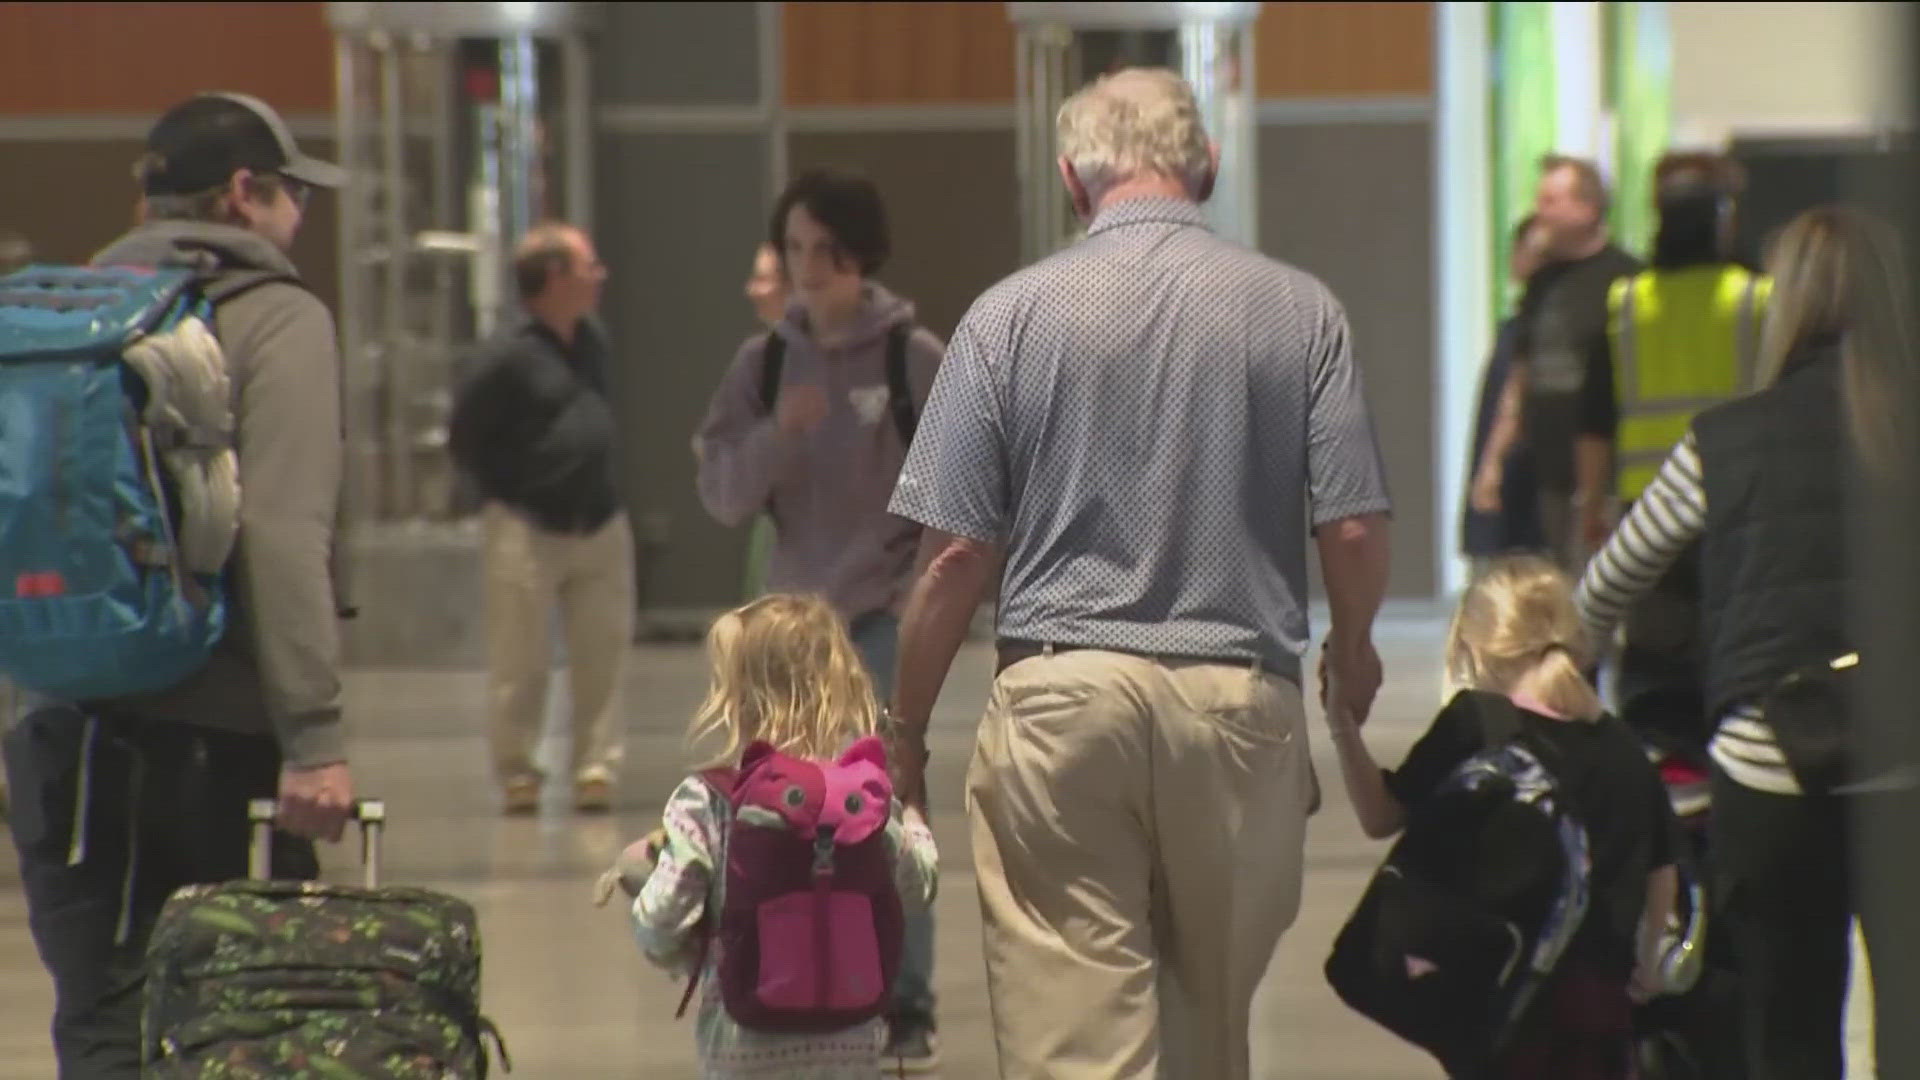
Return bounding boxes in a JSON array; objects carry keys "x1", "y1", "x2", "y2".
[
  {"x1": 482, "y1": 503, "x2": 635, "y2": 786},
  {"x1": 966, "y1": 648, "x2": 1313, "y2": 1080}
]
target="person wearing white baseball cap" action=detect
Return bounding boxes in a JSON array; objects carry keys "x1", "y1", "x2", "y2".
[{"x1": 3, "y1": 91, "x2": 355, "y2": 1077}]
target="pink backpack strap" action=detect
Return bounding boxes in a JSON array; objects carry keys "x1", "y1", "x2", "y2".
[
  {"x1": 674, "y1": 768, "x2": 741, "y2": 1020},
  {"x1": 697, "y1": 767, "x2": 740, "y2": 803}
]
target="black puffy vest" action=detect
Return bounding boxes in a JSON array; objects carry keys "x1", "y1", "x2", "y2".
[{"x1": 1695, "y1": 353, "x2": 1852, "y2": 719}]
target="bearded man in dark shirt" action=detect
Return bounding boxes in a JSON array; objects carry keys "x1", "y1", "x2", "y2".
[{"x1": 1472, "y1": 155, "x2": 1643, "y2": 572}]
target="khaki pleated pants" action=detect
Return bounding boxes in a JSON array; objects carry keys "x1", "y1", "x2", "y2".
[{"x1": 966, "y1": 647, "x2": 1314, "y2": 1080}]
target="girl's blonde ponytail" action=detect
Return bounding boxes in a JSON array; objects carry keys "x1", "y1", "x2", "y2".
[
  {"x1": 1530, "y1": 643, "x2": 1606, "y2": 723},
  {"x1": 1447, "y1": 557, "x2": 1604, "y2": 722}
]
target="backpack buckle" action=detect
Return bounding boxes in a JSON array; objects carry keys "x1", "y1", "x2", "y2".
[{"x1": 811, "y1": 825, "x2": 834, "y2": 876}]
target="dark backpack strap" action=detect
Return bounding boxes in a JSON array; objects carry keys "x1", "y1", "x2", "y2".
[
  {"x1": 1471, "y1": 691, "x2": 1525, "y2": 748},
  {"x1": 197, "y1": 269, "x2": 302, "y2": 307},
  {"x1": 758, "y1": 334, "x2": 785, "y2": 416},
  {"x1": 675, "y1": 937, "x2": 709, "y2": 1020},
  {"x1": 1467, "y1": 689, "x2": 1581, "y2": 798},
  {"x1": 675, "y1": 767, "x2": 741, "y2": 1020},
  {"x1": 884, "y1": 322, "x2": 917, "y2": 446},
  {"x1": 697, "y1": 767, "x2": 739, "y2": 802}
]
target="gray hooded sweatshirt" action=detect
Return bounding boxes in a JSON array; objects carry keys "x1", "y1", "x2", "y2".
[
  {"x1": 694, "y1": 283, "x2": 943, "y2": 621},
  {"x1": 90, "y1": 221, "x2": 347, "y2": 768}
]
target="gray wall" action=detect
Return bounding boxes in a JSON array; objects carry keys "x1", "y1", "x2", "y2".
[
  {"x1": 589, "y1": 8, "x2": 1438, "y2": 609},
  {"x1": 599, "y1": 2, "x2": 762, "y2": 106},
  {"x1": 1260, "y1": 120, "x2": 1436, "y2": 600},
  {"x1": 592, "y1": 3, "x2": 771, "y2": 611},
  {"x1": 596, "y1": 133, "x2": 769, "y2": 609},
  {"x1": 786, "y1": 130, "x2": 1021, "y2": 340}
]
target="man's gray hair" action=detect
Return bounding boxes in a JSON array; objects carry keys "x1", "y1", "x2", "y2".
[{"x1": 1056, "y1": 68, "x2": 1212, "y2": 200}]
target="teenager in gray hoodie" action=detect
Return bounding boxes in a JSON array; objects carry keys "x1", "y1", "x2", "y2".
[
  {"x1": 693, "y1": 170, "x2": 945, "y2": 1071},
  {"x1": 1, "y1": 92, "x2": 353, "y2": 1078}
]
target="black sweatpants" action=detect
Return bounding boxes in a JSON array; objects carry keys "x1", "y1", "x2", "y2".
[
  {"x1": 1709, "y1": 765, "x2": 1919, "y2": 1080},
  {"x1": 3, "y1": 705, "x2": 317, "y2": 1079}
]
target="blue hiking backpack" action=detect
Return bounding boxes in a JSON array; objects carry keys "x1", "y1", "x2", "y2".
[
  {"x1": 0, "y1": 264, "x2": 275, "y2": 703},
  {"x1": 1325, "y1": 690, "x2": 1593, "y2": 1076}
]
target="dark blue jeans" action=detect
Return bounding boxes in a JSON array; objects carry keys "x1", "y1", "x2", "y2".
[
  {"x1": 3, "y1": 706, "x2": 316, "y2": 1078},
  {"x1": 848, "y1": 610, "x2": 937, "y2": 1026}
]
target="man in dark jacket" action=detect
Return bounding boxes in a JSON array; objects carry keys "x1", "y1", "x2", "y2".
[
  {"x1": 2, "y1": 90, "x2": 354, "y2": 1079},
  {"x1": 1472, "y1": 155, "x2": 1643, "y2": 572},
  {"x1": 449, "y1": 222, "x2": 633, "y2": 815},
  {"x1": 1464, "y1": 214, "x2": 1552, "y2": 572}
]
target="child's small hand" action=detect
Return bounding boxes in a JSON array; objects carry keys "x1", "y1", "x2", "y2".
[
  {"x1": 638, "y1": 827, "x2": 667, "y2": 871},
  {"x1": 592, "y1": 828, "x2": 668, "y2": 908}
]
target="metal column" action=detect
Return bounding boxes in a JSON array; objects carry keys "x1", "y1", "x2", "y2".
[
  {"x1": 327, "y1": 1, "x2": 600, "y2": 525},
  {"x1": 1008, "y1": 2, "x2": 1261, "y2": 262}
]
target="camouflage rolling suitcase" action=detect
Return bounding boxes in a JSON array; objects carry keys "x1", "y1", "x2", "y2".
[{"x1": 143, "y1": 799, "x2": 509, "y2": 1079}]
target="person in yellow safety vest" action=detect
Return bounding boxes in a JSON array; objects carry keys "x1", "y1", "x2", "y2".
[
  {"x1": 1593, "y1": 152, "x2": 1770, "y2": 778},
  {"x1": 1591, "y1": 152, "x2": 1772, "y2": 531}
]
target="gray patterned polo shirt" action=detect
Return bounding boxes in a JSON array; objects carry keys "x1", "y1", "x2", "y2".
[{"x1": 888, "y1": 198, "x2": 1391, "y2": 681}]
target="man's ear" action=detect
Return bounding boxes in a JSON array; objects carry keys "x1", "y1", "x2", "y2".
[
  {"x1": 1058, "y1": 156, "x2": 1092, "y2": 220},
  {"x1": 1194, "y1": 142, "x2": 1221, "y2": 203},
  {"x1": 224, "y1": 168, "x2": 265, "y2": 224},
  {"x1": 226, "y1": 169, "x2": 256, "y2": 204}
]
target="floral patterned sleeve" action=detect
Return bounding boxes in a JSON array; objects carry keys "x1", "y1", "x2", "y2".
[
  {"x1": 630, "y1": 775, "x2": 723, "y2": 973},
  {"x1": 887, "y1": 802, "x2": 940, "y2": 907}
]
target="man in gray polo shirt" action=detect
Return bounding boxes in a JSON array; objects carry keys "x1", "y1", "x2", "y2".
[{"x1": 886, "y1": 68, "x2": 1392, "y2": 1079}]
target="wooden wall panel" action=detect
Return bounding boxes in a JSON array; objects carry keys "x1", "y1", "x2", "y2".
[
  {"x1": 0, "y1": 2, "x2": 333, "y2": 115},
  {"x1": 1256, "y1": 2, "x2": 1433, "y2": 97},
  {"x1": 783, "y1": 2, "x2": 1016, "y2": 106}
]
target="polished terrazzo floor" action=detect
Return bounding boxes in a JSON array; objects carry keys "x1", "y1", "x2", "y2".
[{"x1": 0, "y1": 616, "x2": 1876, "y2": 1077}]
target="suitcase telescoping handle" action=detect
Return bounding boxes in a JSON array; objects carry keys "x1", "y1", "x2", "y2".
[{"x1": 247, "y1": 798, "x2": 387, "y2": 888}]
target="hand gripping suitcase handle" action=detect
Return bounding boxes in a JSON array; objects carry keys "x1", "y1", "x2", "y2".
[{"x1": 247, "y1": 798, "x2": 387, "y2": 888}]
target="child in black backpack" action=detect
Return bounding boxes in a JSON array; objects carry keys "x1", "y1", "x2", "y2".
[{"x1": 1324, "y1": 556, "x2": 1680, "y2": 1079}]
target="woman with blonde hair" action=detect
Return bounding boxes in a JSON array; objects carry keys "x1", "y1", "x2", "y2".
[
  {"x1": 1574, "y1": 206, "x2": 1916, "y2": 1078},
  {"x1": 603, "y1": 593, "x2": 938, "y2": 1078},
  {"x1": 1327, "y1": 556, "x2": 1678, "y2": 1078}
]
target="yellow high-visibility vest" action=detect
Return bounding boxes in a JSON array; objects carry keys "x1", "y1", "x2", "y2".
[{"x1": 1610, "y1": 265, "x2": 1772, "y2": 500}]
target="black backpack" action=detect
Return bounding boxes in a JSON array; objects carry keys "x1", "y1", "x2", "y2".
[
  {"x1": 1325, "y1": 692, "x2": 1593, "y2": 1077},
  {"x1": 758, "y1": 323, "x2": 917, "y2": 446}
]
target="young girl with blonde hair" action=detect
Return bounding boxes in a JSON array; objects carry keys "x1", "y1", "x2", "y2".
[
  {"x1": 1326, "y1": 556, "x2": 1678, "y2": 1078},
  {"x1": 599, "y1": 593, "x2": 937, "y2": 1078}
]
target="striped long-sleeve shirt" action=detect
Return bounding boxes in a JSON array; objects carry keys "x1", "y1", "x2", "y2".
[{"x1": 1574, "y1": 433, "x2": 1801, "y2": 795}]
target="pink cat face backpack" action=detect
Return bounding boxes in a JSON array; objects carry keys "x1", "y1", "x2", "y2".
[{"x1": 680, "y1": 736, "x2": 905, "y2": 1034}]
